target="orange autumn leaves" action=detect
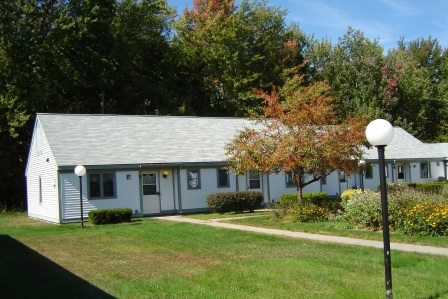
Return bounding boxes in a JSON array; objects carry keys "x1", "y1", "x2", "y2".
[{"x1": 226, "y1": 74, "x2": 369, "y2": 199}]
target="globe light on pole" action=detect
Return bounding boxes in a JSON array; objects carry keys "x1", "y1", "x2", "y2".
[
  {"x1": 74, "y1": 165, "x2": 86, "y2": 228},
  {"x1": 365, "y1": 119, "x2": 394, "y2": 299}
]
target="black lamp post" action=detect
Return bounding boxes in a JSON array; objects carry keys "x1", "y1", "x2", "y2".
[
  {"x1": 74, "y1": 165, "x2": 86, "y2": 228},
  {"x1": 366, "y1": 119, "x2": 394, "y2": 299}
]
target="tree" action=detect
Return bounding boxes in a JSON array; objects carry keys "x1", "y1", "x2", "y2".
[
  {"x1": 383, "y1": 37, "x2": 448, "y2": 142},
  {"x1": 225, "y1": 71, "x2": 368, "y2": 204},
  {"x1": 173, "y1": 0, "x2": 307, "y2": 116},
  {"x1": 321, "y1": 27, "x2": 385, "y2": 121}
]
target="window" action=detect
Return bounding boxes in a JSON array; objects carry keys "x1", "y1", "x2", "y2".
[
  {"x1": 89, "y1": 172, "x2": 115, "y2": 198},
  {"x1": 142, "y1": 173, "x2": 157, "y2": 195},
  {"x1": 217, "y1": 168, "x2": 229, "y2": 188},
  {"x1": 420, "y1": 162, "x2": 431, "y2": 178},
  {"x1": 339, "y1": 172, "x2": 346, "y2": 183},
  {"x1": 285, "y1": 171, "x2": 294, "y2": 187},
  {"x1": 365, "y1": 168, "x2": 373, "y2": 179},
  {"x1": 321, "y1": 176, "x2": 327, "y2": 185},
  {"x1": 249, "y1": 171, "x2": 261, "y2": 189},
  {"x1": 187, "y1": 169, "x2": 201, "y2": 189}
]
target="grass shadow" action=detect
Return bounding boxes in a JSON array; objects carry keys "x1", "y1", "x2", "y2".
[{"x1": 0, "y1": 235, "x2": 115, "y2": 299}]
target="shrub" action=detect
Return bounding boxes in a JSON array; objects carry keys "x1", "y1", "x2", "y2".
[
  {"x1": 343, "y1": 190, "x2": 382, "y2": 229},
  {"x1": 206, "y1": 191, "x2": 263, "y2": 214},
  {"x1": 342, "y1": 188, "x2": 448, "y2": 235},
  {"x1": 88, "y1": 208, "x2": 132, "y2": 225},
  {"x1": 409, "y1": 182, "x2": 445, "y2": 194},
  {"x1": 286, "y1": 205, "x2": 330, "y2": 222},
  {"x1": 279, "y1": 193, "x2": 298, "y2": 206},
  {"x1": 341, "y1": 189, "x2": 362, "y2": 203},
  {"x1": 396, "y1": 200, "x2": 448, "y2": 236},
  {"x1": 280, "y1": 192, "x2": 329, "y2": 206},
  {"x1": 385, "y1": 182, "x2": 408, "y2": 193}
]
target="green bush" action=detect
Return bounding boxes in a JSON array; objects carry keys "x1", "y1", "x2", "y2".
[
  {"x1": 280, "y1": 192, "x2": 340, "y2": 213},
  {"x1": 409, "y1": 182, "x2": 445, "y2": 194},
  {"x1": 88, "y1": 208, "x2": 133, "y2": 225},
  {"x1": 279, "y1": 193, "x2": 298, "y2": 206},
  {"x1": 388, "y1": 182, "x2": 445, "y2": 194},
  {"x1": 280, "y1": 192, "x2": 328, "y2": 206},
  {"x1": 286, "y1": 205, "x2": 330, "y2": 222},
  {"x1": 341, "y1": 189, "x2": 362, "y2": 203},
  {"x1": 343, "y1": 190, "x2": 382, "y2": 229},
  {"x1": 343, "y1": 188, "x2": 448, "y2": 235},
  {"x1": 206, "y1": 191, "x2": 263, "y2": 214}
]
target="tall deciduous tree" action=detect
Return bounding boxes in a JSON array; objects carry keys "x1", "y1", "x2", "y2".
[
  {"x1": 321, "y1": 27, "x2": 385, "y2": 121},
  {"x1": 383, "y1": 37, "x2": 448, "y2": 142},
  {"x1": 226, "y1": 71, "x2": 368, "y2": 203},
  {"x1": 173, "y1": 0, "x2": 307, "y2": 116}
]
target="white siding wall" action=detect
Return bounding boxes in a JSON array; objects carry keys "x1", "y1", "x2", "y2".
[
  {"x1": 60, "y1": 170, "x2": 140, "y2": 222},
  {"x1": 412, "y1": 162, "x2": 445, "y2": 182},
  {"x1": 179, "y1": 168, "x2": 237, "y2": 210},
  {"x1": 267, "y1": 173, "x2": 292, "y2": 203},
  {"x1": 26, "y1": 121, "x2": 60, "y2": 223},
  {"x1": 322, "y1": 172, "x2": 341, "y2": 196}
]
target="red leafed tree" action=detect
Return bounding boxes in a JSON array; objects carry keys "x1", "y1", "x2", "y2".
[{"x1": 225, "y1": 72, "x2": 369, "y2": 204}]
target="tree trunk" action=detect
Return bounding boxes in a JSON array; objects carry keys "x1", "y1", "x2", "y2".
[{"x1": 292, "y1": 169, "x2": 304, "y2": 206}]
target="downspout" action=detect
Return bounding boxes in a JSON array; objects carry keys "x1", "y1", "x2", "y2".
[
  {"x1": 235, "y1": 173, "x2": 239, "y2": 191},
  {"x1": 172, "y1": 169, "x2": 177, "y2": 213},
  {"x1": 338, "y1": 174, "x2": 341, "y2": 197},
  {"x1": 58, "y1": 171, "x2": 63, "y2": 223},
  {"x1": 139, "y1": 172, "x2": 143, "y2": 215},
  {"x1": 266, "y1": 173, "x2": 271, "y2": 205},
  {"x1": 157, "y1": 170, "x2": 162, "y2": 212},
  {"x1": 177, "y1": 166, "x2": 182, "y2": 213}
]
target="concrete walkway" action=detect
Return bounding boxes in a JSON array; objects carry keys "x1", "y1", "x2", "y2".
[{"x1": 156, "y1": 215, "x2": 448, "y2": 257}]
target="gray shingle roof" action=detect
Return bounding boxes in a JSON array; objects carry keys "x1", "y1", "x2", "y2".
[
  {"x1": 37, "y1": 113, "x2": 448, "y2": 167},
  {"x1": 38, "y1": 113, "x2": 258, "y2": 166},
  {"x1": 363, "y1": 127, "x2": 448, "y2": 161}
]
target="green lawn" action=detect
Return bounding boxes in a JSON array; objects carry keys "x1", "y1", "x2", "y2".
[
  {"x1": 1, "y1": 213, "x2": 448, "y2": 299},
  {"x1": 208, "y1": 211, "x2": 448, "y2": 248}
]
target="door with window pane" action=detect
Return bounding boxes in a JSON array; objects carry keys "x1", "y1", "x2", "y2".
[
  {"x1": 142, "y1": 172, "x2": 160, "y2": 214},
  {"x1": 396, "y1": 164, "x2": 405, "y2": 182}
]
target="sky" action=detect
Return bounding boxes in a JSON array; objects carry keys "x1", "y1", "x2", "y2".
[{"x1": 168, "y1": 0, "x2": 448, "y2": 52}]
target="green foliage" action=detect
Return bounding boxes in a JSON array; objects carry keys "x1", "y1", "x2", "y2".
[
  {"x1": 343, "y1": 188, "x2": 448, "y2": 236},
  {"x1": 386, "y1": 182, "x2": 409, "y2": 193},
  {"x1": 279, "y1": 193, "x2": 297, "y2": 206},
  {"x1": 276, "y1": 192, "x2": 335, "y2": 222},
  {"x1": 206, "y1": 191, "x2": 263, "y2": 214},
  {"x1": 343, "y1": 190, "x2": 382, "y2": 229},
  {"x1": 88, "y1": 208, "x2": 132, "y2": 225},
  {"x1": 341, "y1": 189, "x2": 362, "y2": 203},
  {"x1": 280, "y1": 192, "x2": 329, "y2": 205},
  {"x1": 285, "y1": 205, "x2": 330, "y2": 222},
  {"x1": 408, "y1": 182, "x2": 445, "y2": 194}
]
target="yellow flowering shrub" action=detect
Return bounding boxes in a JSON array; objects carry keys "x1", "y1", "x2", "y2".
[{"x1": 397, "y1": 200, "x2": 448, "y2": 236}]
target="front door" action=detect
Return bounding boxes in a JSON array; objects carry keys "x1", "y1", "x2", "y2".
[
  {"x1": 142, "y1": 172, "x2": 161, "y2": 214},
  {"x1": 396, "y1": 164, "x2": 405, "y2": 182}
]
